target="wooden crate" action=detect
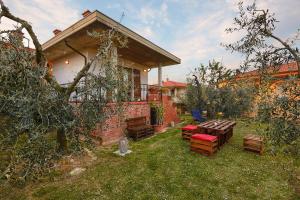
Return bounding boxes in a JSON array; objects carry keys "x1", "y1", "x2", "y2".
[
  {"x1": 243, "y1": 134, "x2": 264, "y2": 154},
  {"x1": 181, "y1": 125, "x2": 199, "y2": 140},
  {"x1": 190, "y1": 137, "x2": 218, "y2": 156}
]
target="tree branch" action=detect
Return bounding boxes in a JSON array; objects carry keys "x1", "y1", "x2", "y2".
[
  {"x1": 269, "y1": 33, "x2": 300, "y2": 77},
  {"x1": 65, "y1": 33, "x2": 114, "y2": 96},
  {"x1": 0, "y1": 0, "x2": 64, "y2": 90},
  {"x1": 0, "y1": 0, "x2": 43, "y2": 65},
  {"x1": 65, "y1": 61, "x2": 92, "y2": 97}
]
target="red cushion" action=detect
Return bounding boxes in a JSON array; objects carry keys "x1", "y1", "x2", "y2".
[
  {"x1": 182, "y1": 125, "x2": 198, "y2": 131},
  {"x1": 191, "y1": 134, "x2": 217, "y2": 142}
]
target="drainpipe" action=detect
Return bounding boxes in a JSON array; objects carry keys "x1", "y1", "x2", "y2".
[
  {"x1": 64, "y1": 40, "x2": 87, "y2": 65},
  {"x1": 64, "y1": 40, "x2": 88, "y2": 101}
]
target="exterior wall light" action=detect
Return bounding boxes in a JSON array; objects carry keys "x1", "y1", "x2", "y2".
[
  {"x1": 143, "y1": 68, "x2": 151, "y2": 72},
  {"x1": 65, "y1": 59, "x2": 70, "y2": 64}
]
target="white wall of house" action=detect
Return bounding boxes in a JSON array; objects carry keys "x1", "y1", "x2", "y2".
[
  {"x1": 51, "y1": 47, "x2": 148, "y2": 85},
  {"x1": 166, "y1": 87, "x2": 186, "y2": 103},
  {"x1": 52, "y1": 49, "x2": 88, "y2": 84}
]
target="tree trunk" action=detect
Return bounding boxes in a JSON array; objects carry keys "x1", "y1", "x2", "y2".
[{"x1": 57, "y1": 128, "x2": 67, "y2": 152}]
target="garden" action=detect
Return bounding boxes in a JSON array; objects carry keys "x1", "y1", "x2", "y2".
[
  {"x1": 0, "y1": 1, "x2": 300, "y2": 199},
  {"x1": 1, "y1": 117, "x2": 300, "y2": 200}
]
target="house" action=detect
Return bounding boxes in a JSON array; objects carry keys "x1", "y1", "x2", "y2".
[
  {"x1": 233, "y1": 62, "x2": 299, "y2": 117},
  {"x1": 235, "y1": 62, "x2": 299, "y2": 89},
  {"x1": 41, "y1": 10, "x2": 181, "y2": 144},
  {"x1": 236, "y1": 62, "x2": 298, "y2": 80},
  {"x1": 162, "y1": 79, "x2": 187, "y2": 114}
]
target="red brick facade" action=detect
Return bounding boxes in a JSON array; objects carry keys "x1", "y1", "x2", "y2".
[
  {"x1": 92, "y1": 96, "x2": 180, "y2": 145},
  {"x1": 162, "y1": 95, "x2": 180, "y2": 126}
]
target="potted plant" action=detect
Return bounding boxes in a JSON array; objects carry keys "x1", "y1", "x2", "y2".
[{"x1": 150, "y1": 104, "x2": 165, "y2": 133}]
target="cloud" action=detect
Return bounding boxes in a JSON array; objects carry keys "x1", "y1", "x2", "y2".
[
  {"x1": 155, "y1": 0, "x2": 300, "y2": 84},
  {"x1": 135, "y1": 26, "x2": 155, "y2": 39},
  {"x1": 137, "y1": 1, "x2": 169, "y2": 27},
  {"x1": 171, "y1": 9, "x2": 237, "y2": 65},
  {"x1": 0, "y1": 0, "x2": 80, "y2": 45}
]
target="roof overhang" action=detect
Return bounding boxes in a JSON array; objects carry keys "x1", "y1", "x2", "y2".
[{"x1": 42, "y1": 11, "x2": 181, "y2": 68}]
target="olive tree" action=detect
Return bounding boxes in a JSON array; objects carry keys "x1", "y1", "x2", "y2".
[
  {"x1": 223, "y1": 1, "x2": 300, "y2": 75},
  {"x1": 0, "y1": 1, "x2": 129, "y2": 181},
  {"x1": 223, "y1": 1, "x2": 300, "y2": 148},
  {"x1": 184, "y1": 60, "x2": 254, "y2": 119}
]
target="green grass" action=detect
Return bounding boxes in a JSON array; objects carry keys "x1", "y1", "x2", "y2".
[{"x1": 1, "y1": 118, "x2": 299, "y2": 200}]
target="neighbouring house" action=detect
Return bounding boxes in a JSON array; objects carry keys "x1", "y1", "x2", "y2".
[
  {"x1": 161, "y1": 79, "x2": 187, "y2": 114},
  {"x1": 236, "y1": 62, "x2": 299, "y2": 89},
  {"x1": 42, "y1": 10, "x2": 181, "y2": 145},
  {"x1": 236, "y1": 62, "x2": 298, "y2": 79},
  {"x1": 234, "y1": 62, "x2": 299, "y2": 117}
]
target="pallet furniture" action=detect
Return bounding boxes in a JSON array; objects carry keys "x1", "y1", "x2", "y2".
[
  {"x1": 181, "y1": 125, "x2": 199, "y2": 140},
  {"x1": 198, "y1": 120, "x2": 236, "y2": 148},
  {"x1": 190, "y1": 134, "x2": 218, "y2": 156},
  {"x1": 243, "y1": 134, "x2": 264, "y2": 154},
  {"x1": 126, "y1": 117, "x2": 154, "y2": 141}
]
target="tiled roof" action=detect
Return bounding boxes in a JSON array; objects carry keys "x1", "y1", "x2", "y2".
[
  {"x1": 162, "y1": 80, "x2": 187, "y2": 88},
  {"x1": 237, "y1": 62, "x2": 299, "y2": 79}
]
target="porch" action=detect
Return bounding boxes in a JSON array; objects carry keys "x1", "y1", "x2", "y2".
[{"x1": 61, "y1": 83, "x2": 163, "y2": 103}]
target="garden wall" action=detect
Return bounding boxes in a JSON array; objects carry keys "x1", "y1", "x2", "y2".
[
  {"x1": 92, "y1": 102, "x2": 150, "y2": 145},
  {"x1": 92, "y1": 96, "x2": 180, "y2": 145}
]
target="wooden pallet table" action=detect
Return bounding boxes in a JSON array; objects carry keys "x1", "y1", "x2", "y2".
[
  {"x1": 243, "y1": 134, "x2": 264, "y2": 154},
  {"x1": 190, "y1": 134, "x2": 218, "y2": 156},
  {"x1": 181, "y1": 125, "x2": 199, "y2": 140},
  {"x1": 198, "y1": 120, "x2": 236, "y2": 148}
]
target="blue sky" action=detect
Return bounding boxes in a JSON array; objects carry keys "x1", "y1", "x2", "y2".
[{"x1": 1, "y1": 0, "x2": 299, "y2": 83}]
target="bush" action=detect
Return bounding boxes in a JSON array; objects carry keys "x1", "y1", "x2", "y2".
[{"x1": 183, "y1": 60, "x2": 255, "y2": 118}]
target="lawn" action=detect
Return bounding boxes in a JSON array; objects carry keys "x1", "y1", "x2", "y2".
[{"x1": 1, "y1": 117, "x2": 299, "y2": 200}]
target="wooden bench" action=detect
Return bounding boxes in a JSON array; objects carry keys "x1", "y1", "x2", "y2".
[
  {"x1": 126, "y1": 117, "x2": 154, "y2": 141},
  {"x1": 243, "y1": 134, "x2": 264, "y2": 155}
]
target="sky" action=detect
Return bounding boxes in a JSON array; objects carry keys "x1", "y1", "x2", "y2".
[{"x1": 1, "y1": 0, "x2": 299, "y2": 84}]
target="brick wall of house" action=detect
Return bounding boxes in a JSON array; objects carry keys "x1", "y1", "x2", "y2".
[
  {"x1": 162, "y1": 95, "x2": 181, "y2": 126},
  {"x1": 92, "y1": 102, "x2": 151, "y2": 145},
  {"x1": 92, "y1": 97, "x2": 180, "y2": 145}
]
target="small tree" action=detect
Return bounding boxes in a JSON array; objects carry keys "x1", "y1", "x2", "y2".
[
  {"x1": 224, "y1": 1, "x2": 300, "y2": 148},
  {"x1": 267, "y1": 79, "x2": 300, "y2": 146},
  {"x1": 0, "y1": 1, "x2": 129, "y2": 181},
  {"x1": 184, "y1": 60, "x2": 254, "y2": 119}
]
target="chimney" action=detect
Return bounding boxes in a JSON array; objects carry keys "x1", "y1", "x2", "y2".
[
  {"x1": 53, "y1": 29, "x2": 62, "y2": 35},
  {"x1": 82, "y1": 10, "x2": 91, "y2": 18}
]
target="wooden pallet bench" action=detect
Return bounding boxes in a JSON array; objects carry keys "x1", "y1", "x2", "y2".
[
  {"x1": 190, "y1": 134, "x2": 218, "y2": 156},
  {"x1": 181, "y1": 125, "x2": 199, "y2": 140},
  {"x1": 243, "y1": 134, "x2": 264, "y2": 154},
  {"x1": 126, "y1": 117, "x2": 154, "y2": 141}
]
